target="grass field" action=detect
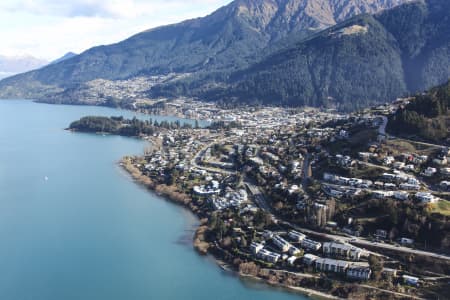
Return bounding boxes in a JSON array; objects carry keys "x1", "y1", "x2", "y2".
[{"x1": 428, "y1": 200, "x2": 450, "y2": 216}]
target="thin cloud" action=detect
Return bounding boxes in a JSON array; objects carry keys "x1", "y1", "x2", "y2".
[
  {"x1": 0, "y1": 0, "x2": 231, "y2": 18},
  {"x1": 0, "y1": 0, "x2": 231, "y2": 59}
]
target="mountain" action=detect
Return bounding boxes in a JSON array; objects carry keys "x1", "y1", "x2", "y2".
[
  {"x1": 388, "y1": 80, "x2": 449, "y2": 144},
  {"x1": 0, "y1": 55, "x2": 48, "y2": 80},
  {"x1": 50, "y1": 52, "x2": 77, "y2": 65},
  {"x1": 0, "y1": 0, "x2": 410, "y2": 101},
  {"x1": 170, "y1": 0, "x2": 449, "y2": 111}
]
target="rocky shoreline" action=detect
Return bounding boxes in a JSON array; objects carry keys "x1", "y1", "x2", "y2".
[{"x1": 120, "y1": 157, "x2": 348, "y2": 300}]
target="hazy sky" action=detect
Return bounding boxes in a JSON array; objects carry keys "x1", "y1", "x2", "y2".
[{"x1": 0, "y1": 0, "x2": 232, "y2": 61}]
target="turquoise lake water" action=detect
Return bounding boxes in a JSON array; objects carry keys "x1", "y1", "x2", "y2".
[{"x1": 0, "y1": 100, "x2": 306, "y2": 300}]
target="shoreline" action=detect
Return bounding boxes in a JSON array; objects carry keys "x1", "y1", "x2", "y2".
[{"x1": 119, "y1": 158, "x2": 343, "y2": 300}]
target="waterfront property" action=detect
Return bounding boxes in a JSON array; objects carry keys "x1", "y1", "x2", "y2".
[
  {"x1": 323, "y1": 242, "x2": 365, "y2": 260},
  {"x1": 272, "y1": 235, "x2": 291, "y2": 253},
  {"x1": 301, "y1": 238, "x2": 322, "y2": 251},
  {"x1": 257, "y1": 249, "x2": 281, "y2": 264},
  {"x1": 315, "y1": 258, "x2": 349, "y2": 274},
  {"x1": 346, "y1": 265, "x2": 372, "y2": 281},
  {"x1": 303, "y1": 254, "x2": 319, "y2": 266},
  {"x1": 288, "y1": 230, "x2": 306, "y2": 242},
  {"x1": 250, "y1": 242, "x2": 264, "y2": 255}
]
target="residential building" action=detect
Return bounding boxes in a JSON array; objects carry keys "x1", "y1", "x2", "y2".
[
  {"x1": 415, "y1": 192, "x2": 438, "y2": 204},
  {"x1": 399, "y1": 183, "x2": 420, "y2": 191},
  {"x1": 372, "y1": 190, "x2": 394, "y2": 199},
  {"x1": 403, "y1": 275, "x2": 419, "y2": 286},
  {"x1": 303, "y1": 254, "x2": 319, "y2": 266},
  {"x1": 288, "y1": 245, "x2": 301, "y2": 256},
  {"x1": 193, "y1": 184, "x2": 220, "y2": 196},
  {"x1": 440, "y1": 181, "x2": 450, "y2": 191},
  {"x1": 315, "y1": 258, "x2": 349, "y2": 274},
  {"x1": 301, "y1": 238, "x2": 322, "y2": 251},
  {"x1": 382, "y1": 268, "x2": 398, "y2": 277},
  {"x1": 393, "y1": 162, "x2": 405, "y2": 169},
  {"x1": 422, "y1": 167, "x2": 437, "y2": 177},
  {"x1": 262, "y1": 230, "x2": 274, "y2": 240},
  {"x1": 433, "y1": 157, "x2": 448, "y2": 166},
  {"x1": 288, "y1": 230, "x2": 306, "y2": 242},
  {"x1": 394, "y1": 191, "x2": 409, "y2": 201},
  {"x1": 287, "y1": 256, "x2": 298, "y2": 266},
  {"x1": 272, "y1": 235, "x2": 291, "y2": 253},
  {"x1": 375, "y1": 229, "x2": 388, "y2": 240},
  {"x1": 323, "y1": 242, "x2": 364, "y2": 260},
  {"x1": 250, "y1": 242, "x2": 264, "y2": 255},
  {"x1": 441, "y1": 168, "x2": 450, "y2": 177},
  {"x1": 346, "y1": 265, "x2": 372, "y2": 280},
  {"x1": 257, "y1": 249, "x2": 281, "y2": 264},
  {"x1": 400, "y1": 237, "x2": 414, "y2": 246}
]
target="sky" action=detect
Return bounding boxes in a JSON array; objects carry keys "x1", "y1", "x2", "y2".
[{"x1": 0, "y1": 0, "x2": 232, "y2": 61}]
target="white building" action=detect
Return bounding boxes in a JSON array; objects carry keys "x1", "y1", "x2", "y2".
[
  {"x1": 262, "y1": 230, "x2": 274, "y2": 240},
  {"x1": 393, "y1": 162, "x2": 405, "y2": 169},
  {"x1": 288, "y1": 230, "x2": 306, "y2": 242},
  {"x1": 347, "y1": 265, "x2": 372, "y2": 280},
  {"x1": 394, "y1": 191, "x2": 410, "y2": 201},
  {"x1": 323, "y1": 242, "x2": 364, "y2": 260},
  {"x1": 288, "y1": 245, "x2": 302, "y2": 256},
  {"x1": 315, "y1": 258, "x2": 349, "y2": 274},
  {"x1": 440, "y1": 181, "x2": 450, "y2": 191},
  {"x1": 400, "y1": 237, "x2": 414, "y2": 246},
  {"x1": 303, "y1": 254, "x2": 319, "y2": 266},
  {"x1": 399, "y1": 183, "x2": 420, "y2": 191},
  {"x1": 301, "y1": 238, "x2": 322, "y2": 251},
  {"x1": 403, "y1": 275, "x2": 419, "y2": 286},
  {"x1": 422, "y1": 167, "x2": 437, "y2": 177},
  {"x1": 415, "y1": 192, "x2": 438, "y2": 204},
  {"x1": 372, "y1": 190, "x2": 394, "y2": 199},
  {"x1": 287, "y1": 256, "x2": 298, "y2": 265},
  {"x1": 441, "y1": 168, "x2": 450, "y2": 176},
  {"x1": 250, "y1": 242, "x2": 264, "y2": 255},
  {"x1": 433, "y1": 157, "x2": 448, "y2": 166},
  {"x1": 272, "y1": 235, "x2": 291, "y2": 253},
  {"x1": 257, "y1": 249, "x2": 281, "y2": 264},
  {"x1": 193, "y1": 185, "x2": 220, "y2": 196}
]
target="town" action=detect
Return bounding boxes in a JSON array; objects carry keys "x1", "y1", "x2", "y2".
[{"x1": 110, "y1": 99, "x2": 450, "y2": 299}]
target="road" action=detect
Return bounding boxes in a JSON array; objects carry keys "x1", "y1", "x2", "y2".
[
  {"x1": 190, "y1": 138, "x2": 236, "y2": 176},
  {"x1": 283, "y1": 218, "x2": 450, "y2": 262},
  {"x1": 301, "y1": 153, "x2": 312, "y2": 190},
  {"x1": 245, "y1": 180, "x2": 273, "y2": 213},
  {"x1": 378, "y1": 116, "x2": 388, "y2": 136},
  {"x1": 246, "y1": 180, "x2": 450, "y2": 262},
  {"x1": 360, "y1": 284, "x2": 425, "y2": 300}
]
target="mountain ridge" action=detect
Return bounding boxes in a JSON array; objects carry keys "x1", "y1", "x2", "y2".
[
  {"x1": 0, "y1": 0, "x2": 425, "y2": 110},
  {"x1": 155, "y1": 0, "x2": 448, "y2": 111}
]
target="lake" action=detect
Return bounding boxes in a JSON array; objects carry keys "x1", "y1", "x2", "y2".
[{"x1": 0, "y1": 100, "x2": 306, "y2": 300}]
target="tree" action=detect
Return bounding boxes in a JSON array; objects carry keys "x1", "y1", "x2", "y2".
[
  {"x1": 253, "y1": 210, "x2": 272, "y2": 229},
  {"x1": 368, "y1": 254, "x2": 384, "y2": 282},
  {"x1": 240, "y1": 235, "x2": 248, "y2": 248}
]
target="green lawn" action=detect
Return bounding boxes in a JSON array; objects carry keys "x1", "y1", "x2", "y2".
[{"x1": 428, "y1": 200, "x2": 450, "y2": 216}]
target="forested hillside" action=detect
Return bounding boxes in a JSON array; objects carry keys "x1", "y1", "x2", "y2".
[
  {"x1": 388, "y1": 80, "x2": 449, "y2": 144},
  {"x1": 183, "y1": 0, "x2": 450, "y2": 110}
]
